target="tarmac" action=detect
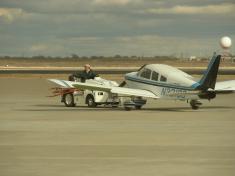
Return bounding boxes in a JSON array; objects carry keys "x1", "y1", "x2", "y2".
[{"x1": 0, "y1": 77, "x2": 235, "y2": 176}]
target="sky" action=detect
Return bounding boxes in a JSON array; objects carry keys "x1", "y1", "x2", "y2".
[{"x1": 0, "y1": 0, "x2": 234, "y2": 57}]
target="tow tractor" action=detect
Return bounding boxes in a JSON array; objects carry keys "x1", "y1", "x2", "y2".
[{"x1": 50, "y1": 77, "x2": 120, "y2": 107}]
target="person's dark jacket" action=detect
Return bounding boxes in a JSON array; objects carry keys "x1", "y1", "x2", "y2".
[{"x1": 72, "y1": 70, "x2": 97, "y2": 82}]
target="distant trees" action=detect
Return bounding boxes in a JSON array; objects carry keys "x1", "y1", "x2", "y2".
[
  {"x1": 0, "y1": 54, "x2": 206, "y2": 61},
  {"x1": 71, "y1": 54, "x2": 79, "y2": 59}
]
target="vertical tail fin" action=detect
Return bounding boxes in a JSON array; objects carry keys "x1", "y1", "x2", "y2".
[{"x1": 197, "y1": 54, "x2": 221, "y2": 90}]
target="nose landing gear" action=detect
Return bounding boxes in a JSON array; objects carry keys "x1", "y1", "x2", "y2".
[{"x1": 189, "y1": 100, "x2": 202, "y2": 110}]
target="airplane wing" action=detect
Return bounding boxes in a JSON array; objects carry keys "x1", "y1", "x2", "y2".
[
  {"x1": 49, "y1": 79, "x2": 74, "y2": 88},
  {"x1": 48, "y1": 79, "x2": 159, "y2": 98},
  {"x1": 49, "y1": 79, "x2": 111, "y2": 91},
  {"x1": 214, "y1": 80, "x2": 235, "y2": 93},
  {"x1": 110, "y1": 87, "x2": 158, "y2": 98}
]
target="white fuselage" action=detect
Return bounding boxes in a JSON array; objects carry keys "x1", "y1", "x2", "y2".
[{"x1": 124, "y1": 64, "x2": 201, "y2": 100}]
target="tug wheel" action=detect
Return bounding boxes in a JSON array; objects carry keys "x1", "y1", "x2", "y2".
[
  {"x1": 64, "y1": 93, "x2": 75, "y2": 107},
  {"x1": 86, "y1": 95, "x2": 97, "y2": 107}
]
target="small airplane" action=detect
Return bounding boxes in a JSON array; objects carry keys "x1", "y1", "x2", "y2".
[{"x1": 49, "y1": 54, "x2": 235, "y2": 110}]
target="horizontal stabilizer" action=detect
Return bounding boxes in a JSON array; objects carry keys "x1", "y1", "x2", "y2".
[{"x1": 212, "y1": 80, "x2": 235, "y2": 94}]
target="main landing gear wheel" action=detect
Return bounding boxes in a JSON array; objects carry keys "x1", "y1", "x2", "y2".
[
  {"x1": 124, "y1": 106, "x2": 132, "y2": 111},
  {"x1": 86, "y1": 95, "x2": 97, "y2": 107},
  {"x1": 63, "y1": 93, "x2": 76, "y2": 107},
  {"x1": 133, "y1": 97, "x2": 146, "y2": 110},
  {"x1": 190, "y1": 100, "x2": 202, "y2": 110},
  {"x1": 123, "y1": 98, "x2": 146, "y2": 111},
  {"x1": 135, "y1": 105, "x2": 142, "y2": 110},
  {"x1": 123, "y1": 101, "x2": 135, "y2": 111}
]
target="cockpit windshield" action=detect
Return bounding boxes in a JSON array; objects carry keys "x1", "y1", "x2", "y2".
[{"x1": 139, "y1": 68, "x2": 151, "y2": 79}]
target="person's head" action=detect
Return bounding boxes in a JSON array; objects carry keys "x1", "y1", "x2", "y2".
[{"x1": 84, "y1": 64, "x2": 91, "y2": 72}]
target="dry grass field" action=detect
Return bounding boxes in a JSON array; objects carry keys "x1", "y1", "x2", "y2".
[{"x1": 0, "y1": 57, "x2": 235, "y2": 67}]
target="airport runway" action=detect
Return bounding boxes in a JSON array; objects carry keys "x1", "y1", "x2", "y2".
[{"x1": 0, "y1": 78, "x2": 235, "y2": 176}]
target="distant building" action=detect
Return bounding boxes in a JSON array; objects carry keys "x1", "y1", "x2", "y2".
[
  {"x1": 188, "y1": 56, "x2": 202, "y2": 61},
  {"x1": 221, "y1": 52, "x2": 233, "y2": 62}
]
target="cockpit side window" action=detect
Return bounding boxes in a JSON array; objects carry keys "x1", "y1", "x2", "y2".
[
  {"x1": 140, "y1": 68, "x2": 151, "y2": 79},
  {"x1": 160, "y1": 75, "x2": 167, "y2": 82},
  {"x1": 151, "y1": 71, "x2": 159, "y2": 81}
]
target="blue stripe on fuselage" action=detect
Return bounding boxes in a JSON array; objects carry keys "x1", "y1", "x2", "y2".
[
  {"x1": 191, "y1": 82, "x2": 200, "y2": 89},
  {"x1": 125, "y1": 74, "x2": 196, "y2": 91}
]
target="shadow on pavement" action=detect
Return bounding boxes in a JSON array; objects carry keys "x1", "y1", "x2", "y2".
[{"x1": 15, "y1": 104, "x2": 234, "y2": 112}]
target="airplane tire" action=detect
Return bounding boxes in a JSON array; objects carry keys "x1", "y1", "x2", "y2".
[
  {"x1": 135, "y1": 105, "x2": 142, "y2": 110},
  {"x1": 86, "y1": 95, "x2": 97, "y2": 107},
  {"x1": 111, "y1": 105, "x2": 119, "y2": 108},
  {"x1": 191, "y1": 105, "x2": 199, "y2": 110},
  {"x1": 190, "y1": 100, "x2": 200, "y2": 110},
  {"x1": 124, "y1": 106, "x2": 132, "y2": 111},
  {"x1": 64, "y1": 93, "x2": 76, "y2": 107}
]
